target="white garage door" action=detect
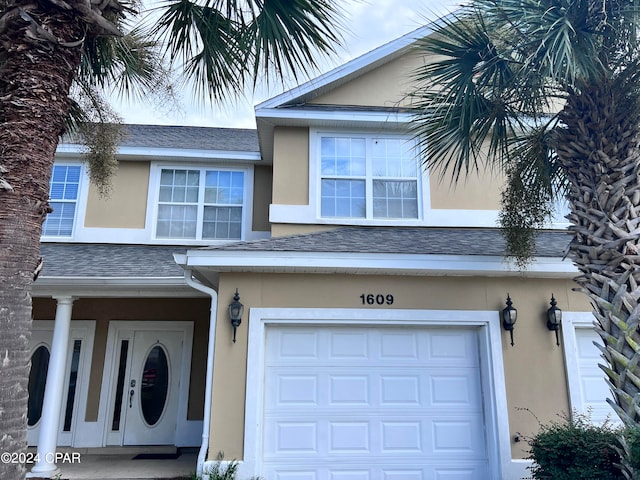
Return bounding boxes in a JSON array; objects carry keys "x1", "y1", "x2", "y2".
[
  {"x1": 263, "y1": 325, "x2": 489, "y2": 480},
  {"x1": 574, "y1": 327, "x2": 617, "y2": 424}
]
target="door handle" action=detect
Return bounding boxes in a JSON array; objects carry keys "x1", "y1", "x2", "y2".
[{"x1": 129, "y1": 388, "x2": 134, "y2": 408}]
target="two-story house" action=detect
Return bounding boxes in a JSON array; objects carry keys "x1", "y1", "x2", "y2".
[{"x1": 32, "y1": 25, "x2": 609, "y2": 480}]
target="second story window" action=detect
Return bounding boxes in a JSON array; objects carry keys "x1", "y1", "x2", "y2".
[
  {"x1": 320, "y1": 135, "x2": 419, "y2": 220},
  {"x1": 156, "y1": 168, "x2": 245, "y2": 240},
  {"x1": 43, "y1": 164, "x2": 82, "y2": 237}
]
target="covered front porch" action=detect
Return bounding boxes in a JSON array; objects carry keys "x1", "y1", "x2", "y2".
[{"x1": 29, "y1": 244, "x2": 211, "y2": 479}]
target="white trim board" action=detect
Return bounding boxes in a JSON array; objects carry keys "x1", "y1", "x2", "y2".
[
  {"x1": 239, "y1": 307, "x2": 514, "y2": 480},
  {"x1": 181, "y1": 250, "x2": 578, "y2": 277}
]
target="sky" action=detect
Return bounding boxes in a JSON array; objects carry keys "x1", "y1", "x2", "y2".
[{"x1": 111, "y1": 0, "x2": 457, "y2": 129}]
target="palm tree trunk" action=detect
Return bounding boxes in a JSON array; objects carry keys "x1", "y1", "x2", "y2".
[
  {"x1": 555, "y1": 78, "x2": 640, "y2": 425},
  {"x1": 0, "y1": 7, "x2": 84, "y2": 479}
]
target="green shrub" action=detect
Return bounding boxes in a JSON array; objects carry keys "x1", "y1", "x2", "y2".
[{"x1": 528, "y1": 412, "x2": 623, "y2": 480}]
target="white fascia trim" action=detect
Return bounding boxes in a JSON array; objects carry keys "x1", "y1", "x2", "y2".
[
  {"x1": 257, "y1": 25, "x2": 433, "y2": 110},
  {"x1": 35, "y1": 276, "x2": 186, "y2": 286},
  {"x1": 57, "y1": 144, "x2": 261, "y2": 162},
  {"x1": 183, "y1": 250, "x2": 578, "y2": 277},
  {"x1": 255, "y1": 106, "x2": 413, "y2": 124}
]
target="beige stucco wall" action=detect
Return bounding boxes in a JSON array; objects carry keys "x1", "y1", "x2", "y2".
[
  {"x1": 84, "y1": 161, "x2": 150, "y2": 228},
  {"x1": 252, "y1": 165, "x2": 272, "y2": 232},
  {"x1": 208, "y1": 272, "x2": 591, "y2": 461},
  {"x1": 309, "y1": 52, "x2": 424, "y2": 108},
  {"x1": 32, "y1": 297, "x2": 210, "y2": 423},
  {"x1": 272, "y1": 127, "x2": 309, "y2": 206},
  {"x1": 269, "y1": 126, "x2": 507, "y2": 237},
  {"x1": 429, "y1": 167, "x2": 505, "y2": 210},
  {"x1": 271, "y1": 224, "x2": 336, "y2": 237}
]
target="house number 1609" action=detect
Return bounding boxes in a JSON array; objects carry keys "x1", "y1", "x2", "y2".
[{"x1": 360, "y1": 294, "x2": 394, "y2": 305}]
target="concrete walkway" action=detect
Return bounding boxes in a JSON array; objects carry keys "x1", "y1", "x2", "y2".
[{"x1": 27, "y1": 448, "x2": 197, "y2": 480}]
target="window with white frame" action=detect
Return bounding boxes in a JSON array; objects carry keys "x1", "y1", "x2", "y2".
[
  {"x1": 43, "y1": 164, "x2": 82, "y2": 237},
  {"x1": 319, "y1": 134, "x2": 420, "y2": 219},
  {"x1": 155, "y1": 167, "x2": 245, "y2": 240}
]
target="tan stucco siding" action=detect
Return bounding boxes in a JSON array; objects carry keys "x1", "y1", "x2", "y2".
[
  {"x1": 272, "y1": 127, "x2": 309, "y2": 205},
  {"x1": 32, "y1": 297, "x2": 210, "y2": 423},
  {"x1": 309, "y1": 53, "x2": 424, "y2": 107},
  {"x1": 429, "y1": 167, "x2": 505, "y2": 210},
  {"x1": 271, "y1": 224, "x2": 337, "y2": 237},
  {"x1": 209, "y1": 273, "x2": 590, "y2": 461},
  {"x1": 252, "y1": 165, "x2": 272, "y2": 232},
  {"x1": 84, "y1": 162, "x2": 150, "y2": 228}
]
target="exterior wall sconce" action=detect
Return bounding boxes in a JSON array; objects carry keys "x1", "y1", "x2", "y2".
[
  {"x1": 228, "y1": 288, "x2": 244, "y2": 343},
  {"x1": 546, "y1": 294, "x2": 562, "y2": 346},
  {"x1": 502, "y1": 294, "x2": 517, "y2": 346}
]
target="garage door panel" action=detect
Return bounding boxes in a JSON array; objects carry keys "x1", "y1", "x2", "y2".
[
  {"x1": 267, "y1": 327, "x2": 480, "y2": 366},
  {"x1": 330, "y1": 331, "x2": 370, "y2": 359},
  {"x1": 266, "y1": 368, "x2": 482, "y2": 411},
  {"x1": 263, "y1": 326, "x2": 488, "y2": 478},
  {"x1": 574, "y1": 328, "x2": 617, "y2": 424},
  {"x1": 263, "y1": 464, "x2": 489, "y2": 480},
  {"x1": 264, "y1": 415, "x2": 486, "y2": 458}
]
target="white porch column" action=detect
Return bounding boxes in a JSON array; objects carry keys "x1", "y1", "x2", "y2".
[{"x1": 29, "y1": 296, "x2": 74, "y2": 478}]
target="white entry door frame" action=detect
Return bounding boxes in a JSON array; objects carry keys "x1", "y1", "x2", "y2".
[
  {"x1": 98, "y1": 321, "x2": 193, "y2": 447},
  {"x1": 28, "y1": 320, "x2": 95, "y2": 447}
]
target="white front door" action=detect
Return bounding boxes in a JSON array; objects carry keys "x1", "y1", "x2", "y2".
[
  {"x1": 123, "y1": 330, "x2": 183, "y2": 445},
  {"x1": 104, "y1": 323, "x2": 191, "y2": 446}
]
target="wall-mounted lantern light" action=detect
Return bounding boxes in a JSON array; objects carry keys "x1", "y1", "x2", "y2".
[
  {"x1": 546, "y1": 294, "x2": 562, "y2": 346},
  {"x1": 502, "y1": 294, "x2": 518, "y2": 346},
  {"x1": 228, "y1": 288, "x2": 244, "y2": 343}
]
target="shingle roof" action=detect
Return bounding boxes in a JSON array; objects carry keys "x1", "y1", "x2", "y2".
[
  {"x1": 201, "y1": 226, "x2": 571, "y2": 258},
  {"x1": 39, "y1": 244, "x2": 187, "y2": 278},
  {"x1": 62, "y1": 124, "x2": 259, "y2": 152},
  {"x1": 38, "y1": 228, "x2": 571, "y2": 280}
]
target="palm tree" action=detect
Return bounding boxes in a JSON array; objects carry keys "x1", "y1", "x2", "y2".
[
  {"x1": 410, "y1": 0, "x2": 640, "y2": 426},
  {"x1": 0, "y1": 2, "x2": 344, "y2": 478}
]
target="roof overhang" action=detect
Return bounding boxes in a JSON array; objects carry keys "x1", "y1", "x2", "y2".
[
  {"x1": 175, "y1": 250, "x2": 577, "y2": 279},
  {"x1": 33, "y1": 275, "x2": 204, "y2": 298},
  {"x1": 56, "y1": 144, "x2": 262, "y2": 163}
]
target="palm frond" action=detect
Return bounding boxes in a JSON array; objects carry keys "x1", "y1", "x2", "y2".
[
  {"x1": 242, "y1": 0, "x2": 344, "y2": 86},
  {"x1": 408, "y1": 9, "x2": 524, "y2": 181},
  {"x1": 151, "y1": 0, "x2": 345, "y2": 102},
  {"x1": 152, "y1": 0, "x2": 246, "y2": 102}
]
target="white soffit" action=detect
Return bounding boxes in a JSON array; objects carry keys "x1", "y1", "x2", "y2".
[{"x1": 177, "y1": 250, "x2": 577, "y2": 278}]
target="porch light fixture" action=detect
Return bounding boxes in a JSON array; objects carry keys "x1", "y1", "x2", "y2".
[
  {"x1": 502, "y1": 294, "x2": 517, "y2": 346},
  {"x1": 546, "y1": 294, "x2": 562, "y2": 346},
  {"x1": 228, "y1": 288, "x2": 244, "y2": 343}
]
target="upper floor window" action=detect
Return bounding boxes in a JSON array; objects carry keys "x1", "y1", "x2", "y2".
[
  {"x1": 155, "y1": 168, "x2": 245, "y2": 240},
  {"x1": 320, "y1": 135, "x2": 419, "y2": 219},
  {"x1": 43, "y1": 164, "x2": 82, "y2": 237}
]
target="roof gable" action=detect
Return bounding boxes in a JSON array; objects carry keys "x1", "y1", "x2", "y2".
[{"x1": 256, "y1": 25, "x2": 433, "y2": 111}]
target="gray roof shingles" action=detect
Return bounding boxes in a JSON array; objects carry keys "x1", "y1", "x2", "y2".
[
  {"x1": 64, "y1": 124, "x2": 259, "y2": 152},
  {"x1": 121, "y1": 125, "x2": 259, "y2": 152},
  {"x1": 202, "y1": 227, "x2": 571, "y2": 258},
  {"x1": 40, "y1": 244, "x2": 187, "y2": 278},
  {"x1": 39, "y1": 227, "x2": 571, "y2": 279}
]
